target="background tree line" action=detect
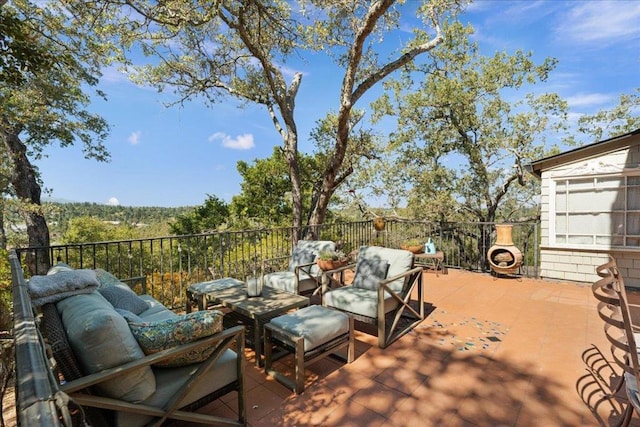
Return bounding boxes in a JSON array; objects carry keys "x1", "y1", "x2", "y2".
[{"x1": 1, "y1": 0, "x2": 638, "y2": 275}]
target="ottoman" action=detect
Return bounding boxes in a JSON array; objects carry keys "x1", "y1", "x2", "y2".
[
  {"x1": 264, "y1": 305, "x2": 354, "y2": 394},
  {"x1": 186, "y1": 277, "x2": 244, "y2": 313}
]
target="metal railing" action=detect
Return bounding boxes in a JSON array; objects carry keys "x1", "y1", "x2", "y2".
[
  {"x1": 10, "y1": 220, "x2": 539, "y2": 425},
  {"x1": 15, "y1": 220, "x2": 540, "y2": 309}
]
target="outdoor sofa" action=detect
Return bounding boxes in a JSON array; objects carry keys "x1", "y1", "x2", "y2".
[{"x1": 10, "y1": 251, "x2": 246, "y2": 426}]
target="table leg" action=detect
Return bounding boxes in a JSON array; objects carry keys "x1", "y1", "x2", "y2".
[{"x1": 253, "y1": 317, "x2": 263, "y2": 367}]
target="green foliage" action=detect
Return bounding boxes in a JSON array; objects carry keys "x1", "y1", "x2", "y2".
[
  {"x1": 373, "y1": 21, "x2": 568, "y2": 223},
  {"x1": 569, "y1": 88, "x2": 640, "y2": 143},
  {"x1": 60, "y1": 216, "x2": 136, "y2": 244},
  {"x1": 1, "y1": 1, "x2": 111, "y2": 161},
  {"x1": 169, "y1": 195, "x2": 229, "y2": 236},
  {"x1": 229, "y1": 147, "x2": 324, "y2": 226}
]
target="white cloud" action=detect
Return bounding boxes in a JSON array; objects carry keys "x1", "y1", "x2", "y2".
[
  {"x1": 128, "y1": 131, "x2": 142, "y2": 145},
  {"x1": 208, "y1": 132, "x2": 255, "y2": 150},
  {"x1": 555, "y1": 1, "x2": 640, "y2": 45},
  {"x1": 101, "y1": 65, "x2": 130, "y2": 84},
  {"x1": 107, "y1": 197, "x2": 120, "y2": 206},
  {"x1": 565, "y1": 93, "x2": 616, "y2": 108}
]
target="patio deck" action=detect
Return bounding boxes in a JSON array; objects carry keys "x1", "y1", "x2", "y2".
[
  {"x1": 202, "y1": 268, "x2": 639, "y2": 427},
  {"x1": 4, "y1": 268, "x2": 638, "y2": 426}
]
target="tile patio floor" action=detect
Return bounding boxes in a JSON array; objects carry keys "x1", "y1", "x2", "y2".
[
  {"x1": 4, "y1": 268, "x2": 637, "y2": 426},
  {"x1": 198, "y1": 268, "x2": 640, "y2": 427}
]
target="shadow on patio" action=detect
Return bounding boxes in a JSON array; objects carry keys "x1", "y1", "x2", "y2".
[{"x1": 193, "y1": 268, "x2": 640, "y2": 427}]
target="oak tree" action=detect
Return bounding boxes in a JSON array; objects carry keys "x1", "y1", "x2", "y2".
[{"x1": 1, "y1": 2, "x2": 111, "y2": 272}]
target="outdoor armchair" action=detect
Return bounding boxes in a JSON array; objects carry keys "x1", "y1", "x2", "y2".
[
  {"x1": 322, "y1": 245, "x2": 425, "y2": 348},
  {"x1": 262, "y1": 240, "x2": 336, "y2": 295}
]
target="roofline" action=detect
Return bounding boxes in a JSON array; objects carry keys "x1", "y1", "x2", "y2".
[{"x1": 527, "y1": 128, "x2": 640, "y2": 178}]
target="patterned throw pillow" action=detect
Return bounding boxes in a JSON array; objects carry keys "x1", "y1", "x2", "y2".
[
  {"x1": 98, "y1": 284, "x2": 149, "y2": 315},
  {"x1": 127, "y1": 310, "x2": 224, "y2": 367}
]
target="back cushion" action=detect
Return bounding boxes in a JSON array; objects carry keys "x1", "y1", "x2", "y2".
[
  {"x1": 295, "y1": 240, "x2": 336, "y2": 275},
  {"x1": 287, "y1": 247, "x2": 315, "y2": 272},
  {"x1": 352, "y1": 257, "x2": 389, "y2": 291},
  {"x1": 56, "y1": 292, "x2": 156, "y2": 402},
  {"x1": 355, "y1": 246, "x2": 414, "y2": 293}
]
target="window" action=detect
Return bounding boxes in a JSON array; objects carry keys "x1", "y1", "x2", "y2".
[{"x1": 551, "y1": 175, "x2": 640, "y2": 248}]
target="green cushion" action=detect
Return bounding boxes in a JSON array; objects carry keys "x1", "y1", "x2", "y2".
[
  {"x1": 56, "y1": 292, "x2": 156, "y2": 402},
  {"x1": 127, "y1": 310, "x2": 224, "y2": 367}
]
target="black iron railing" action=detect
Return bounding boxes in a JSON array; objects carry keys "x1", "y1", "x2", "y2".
[{"x1": 15, "y1": 220, "x2": 540, "y2": 309}]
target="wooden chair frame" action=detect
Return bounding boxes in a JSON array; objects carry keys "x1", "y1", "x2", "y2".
[
  {"x1": 61, "y1": 327, "x2": 246, "y2": 426},
  {"x1": 323, "y1": 262, "x2": 425, "y2": 348}
]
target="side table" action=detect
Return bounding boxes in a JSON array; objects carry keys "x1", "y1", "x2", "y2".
[{"x1": 414, "y1": 251, "x2": 447, "y2": 276}]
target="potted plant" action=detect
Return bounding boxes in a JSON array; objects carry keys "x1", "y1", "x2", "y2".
[
  {"x1": 400, "y1": 238, "x2": 425, "y2": 254},
  {"x1": 317, "y1": 250, "x2": 349, "y2": 271}
]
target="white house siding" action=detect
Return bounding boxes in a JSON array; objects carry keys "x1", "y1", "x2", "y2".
[{"x1": 538, "y1": 142, "x2": 640, "y2": 286}]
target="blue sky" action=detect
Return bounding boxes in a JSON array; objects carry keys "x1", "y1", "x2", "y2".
[{"x1": 37, "y1": 0, "x2": 640, "y2": 208}]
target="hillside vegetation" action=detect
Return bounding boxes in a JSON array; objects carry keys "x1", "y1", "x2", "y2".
[{"x1": 44, "y1": 202, "x2": 193, "y2": 243}]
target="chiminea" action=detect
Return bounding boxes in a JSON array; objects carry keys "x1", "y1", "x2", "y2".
[{"x1": 487, "y1": 224, "x2": 523, "y2": 275}]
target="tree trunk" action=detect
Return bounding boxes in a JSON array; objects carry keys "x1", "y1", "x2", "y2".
[
  {"x1": 0, "y1": 204, "x2": 6, "y2": 250},
  {"x1": 2, "y1": 130, "x2": 50, "y2": 274}
]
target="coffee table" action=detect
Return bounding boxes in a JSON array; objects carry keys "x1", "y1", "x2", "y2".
[{"x1": 192, "y1": 279, "x2": 309, "y2": 366}]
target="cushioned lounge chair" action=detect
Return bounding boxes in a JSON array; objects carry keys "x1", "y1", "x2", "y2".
[
  {"x1": 262, "y1": 240, "x2": 336, "y2": 295},
  {"x1": 322, "y1": 245, "x2": 424, "y2": 348}
]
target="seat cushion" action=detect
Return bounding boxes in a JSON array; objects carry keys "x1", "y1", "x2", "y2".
[
  {"x1": 288, "y1": 247, "x2": 315, "y2": 272},
  {"x1": 269, "y1": 305, "x2": 349, "y2": 351},
  {"x1": 115, "y1": 348, "x2": 239, "y2": 427},
  {"x1": 56, "y1": 292, "x2": 156, "y2": 402},
  {"x1": 138, "y1": 294, "x2": 177, "y2": 322},
  {"x1": 323, "y1": 286, "x2": 399, "y2": 319},
  {"x1": 296, "y1": 240, "x2": 336, "y2": 275}
]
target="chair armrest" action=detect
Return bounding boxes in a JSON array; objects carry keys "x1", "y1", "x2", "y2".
[
  {"x1": 262, "y1": 255, "x2": 290, "y2": 273},
  {"x1": 121, "y1": 275, "x2": 147, "y2": 294},
  {"x1": 293, "y1": 261, "x2": 319, "y2": 276},
  {"x1": 381, "y1": 266, "x2": 424, "y2": 287},
  {"x1": 321, "y1": 263, "x2": 356, "y2": 276},
  {"x1": 318, "y1": 263, "x2": 356, "y2": 289},
  {"x1": 61, "y1": 325, "x2": 245, "y2": 394}
]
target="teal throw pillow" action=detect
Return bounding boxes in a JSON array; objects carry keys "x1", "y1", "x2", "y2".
[
  {"x1": 98, "y1": 284, "x2": 149, "y2": 315},
  {"x1": 94, "y1": 268, "x2": 124, "y2": 288},
  {"x1": 127, "y1": 310, "x2": 224, "y2": 367}
]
